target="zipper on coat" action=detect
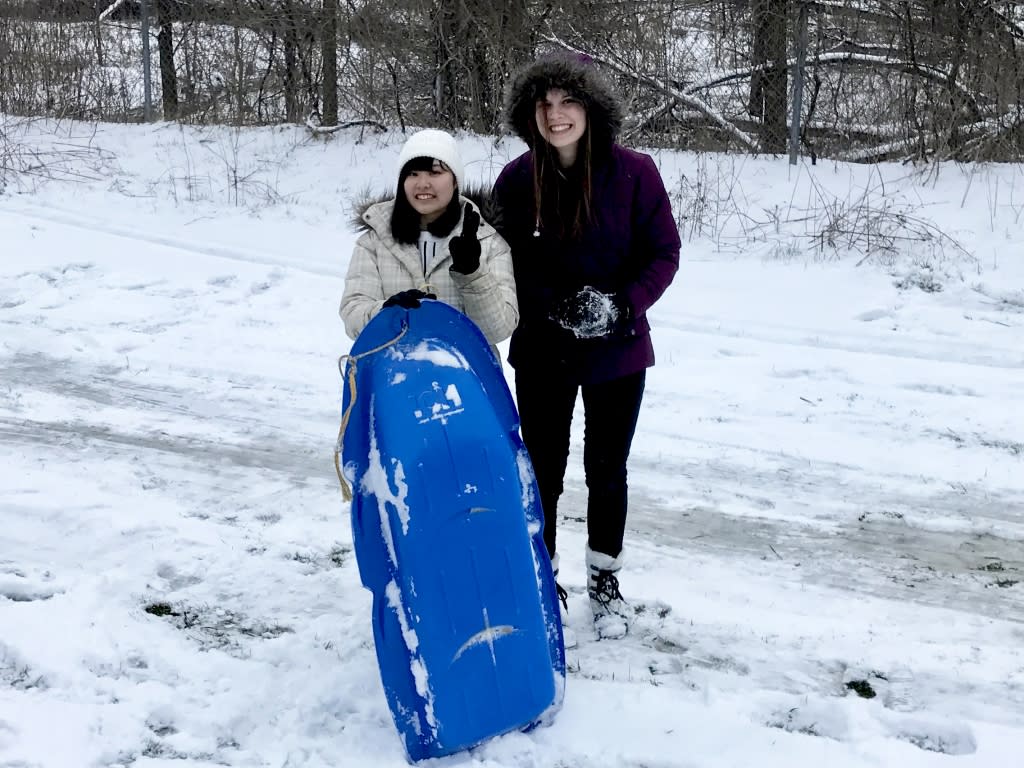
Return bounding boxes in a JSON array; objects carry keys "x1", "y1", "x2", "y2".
[{"x1": 418, "y1": 233, "x2": 441, "y2": 278}]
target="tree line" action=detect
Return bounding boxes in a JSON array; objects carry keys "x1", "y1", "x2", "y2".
[{"x1": 1, "y1": 1, "x2": 1023, "y2": 161}]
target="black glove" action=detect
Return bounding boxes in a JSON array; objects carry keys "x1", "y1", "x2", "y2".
[
  {"x1": 383, "y1": 288, "x2": 435, "y2": 309},
  {"x1": 448, "y1": 203, "x2": 481, "y2": 274},
  {"x1": 551, "y1": 286, "x2": 631, "y2": 339}
]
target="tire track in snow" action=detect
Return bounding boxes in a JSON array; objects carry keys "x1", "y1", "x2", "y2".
[
  {"x1": 556, "y1": 467, "x2": 1024, "y2": 622},
  {"x1": 0, "y1": 415, "x2": 330, "y2": 487},
  {"x1": 6, "y1": 344, "x2": 1019, "y2": 624},
  {"x1": 0, "y1": 203, "x2": 341, "y2": 278},
  {"x1": 656, "y1": 315, "x2": 1024, "y2": 371}
]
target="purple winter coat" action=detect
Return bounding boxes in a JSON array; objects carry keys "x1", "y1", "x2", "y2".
[{"x1": 492, "y1": 144, "x2": 681, "y2": 384}]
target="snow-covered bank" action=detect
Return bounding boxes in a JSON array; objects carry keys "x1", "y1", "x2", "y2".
[{"x1": 2, "y1": 119, "x2": 1022, "y2": 767}]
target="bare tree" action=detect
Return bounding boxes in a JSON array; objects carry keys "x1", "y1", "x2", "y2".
[
  {"x1": 749, "y1": 0, "x2": 788, "y2": 153},
  {"x1": 321, "y1": 0, "x2": 339, "y2": 125},
  {"x1": 157, "y1": 0, "x2": 179, "y2": 119},
  {"x1": 2, "y1": 0, "x2": 1024, "y2": 160},
  {"x1": 429, "y1": 0, "x2": 535, "y2": 132}
]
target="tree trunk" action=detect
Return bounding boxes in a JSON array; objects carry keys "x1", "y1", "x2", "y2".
[
  {"x1": 943, "y1": 0, "x2": 973, "y2": 151},
  {"x1": 156, "y1": 0, "x2": 177, "y2": 119},
  {"x1": 432, "y1": 0, "x2": 459, "y2": 125},
  {"x1": 93, "y1": 4, "x2": 103, "y2": 67},
  {"x1": 321, "y1": 0, "x2": 338, "y2": 126},
  {"x1": 233, "y1": 24, "x2": 244, "y2": 125},
  {"x1": 748, "y1": 0, "x2": 767, "y2": 118},
  {"x1": 750, "y1": 0, "x2": 789, "y2": 153},
  {"x1": 282, "y1": 2, "x2": 300, "y2": 123}
]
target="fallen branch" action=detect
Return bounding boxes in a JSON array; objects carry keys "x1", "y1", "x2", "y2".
[
  {"x1": 544, "y1": 34, "x2": 760, "y2": 152},
  {"x1": 98, "y1": 0, "x2": 129, "y2": 23},
  {"x1": 621, "y1": 99, "x2": 676, "y2": 141},
  {"x1": 304, "y1": 116, "x2": 387, "y2": 136},
  {"x1": 687, "y1": 49, "x2": 980, "y2": 123}
]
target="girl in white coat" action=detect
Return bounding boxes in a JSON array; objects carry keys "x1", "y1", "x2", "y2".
[{"x1": 340, "y1": 129, "x2": 518, "y2": 345}]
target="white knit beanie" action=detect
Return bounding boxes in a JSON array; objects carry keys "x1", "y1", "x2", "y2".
[{"x1": 396, "y1": 129, "x2": 465, "y2": 190}]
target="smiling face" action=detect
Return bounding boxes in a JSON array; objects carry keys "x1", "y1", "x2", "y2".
[
  {"x1": 534, "y1": 88, "x2": 587, "y2": 166},
  {"x1": 402, "y1": 159, "x2": 456, "y2": 224}
]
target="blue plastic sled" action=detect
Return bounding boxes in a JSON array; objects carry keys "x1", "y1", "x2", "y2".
[{"x1": 340, "y1": 299, "x2": 565, "y2": 762}]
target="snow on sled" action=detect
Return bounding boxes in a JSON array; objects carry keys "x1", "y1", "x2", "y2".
[{"x1": 339, "y1": 299, "x2": 565, "y2": 762}]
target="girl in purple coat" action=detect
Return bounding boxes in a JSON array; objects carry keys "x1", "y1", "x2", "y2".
[{"x1": 493, "y1": 53, "x2": 681, "y2": 641}]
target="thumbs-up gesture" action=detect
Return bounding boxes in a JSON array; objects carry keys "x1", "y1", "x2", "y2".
[{"x1": 449, "y1": 203, "x2": 481, "y2": 274}]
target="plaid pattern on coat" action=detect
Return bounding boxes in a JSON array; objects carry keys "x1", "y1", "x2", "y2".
[{"x1": 339, "y1": 197, "x2": 519, "y2": 346}]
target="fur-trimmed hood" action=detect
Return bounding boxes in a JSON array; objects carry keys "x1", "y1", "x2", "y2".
[{"x1": 504, "y1": 53, "x2": 623, "y2": 150}]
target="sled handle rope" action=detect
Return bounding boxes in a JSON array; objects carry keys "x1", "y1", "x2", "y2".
[{"x1": 334, "y1": 322, "x2": 409, "y2": 502}]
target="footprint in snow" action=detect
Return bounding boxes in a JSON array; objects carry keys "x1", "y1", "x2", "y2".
[
  {"x1": 0, "y1": 566, "x2": 62, "y2": 602},
  {"x1": 884, "y1": 712, "x2": 978, "y2": 755},
  {"x1": 855, "y1": 308, "x2": 893, "y2": 322}
]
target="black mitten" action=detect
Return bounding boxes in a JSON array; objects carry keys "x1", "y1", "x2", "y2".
[
  {"x1": 448, "y1": 203, "x2": 481, "y2": 274},
  {"x1": 552, "y1": 286, "x2": 630, "y2": 339},
  {"x1": 609, "y1": 292, "x2": 632, "y2": 331},
  {"x1": 383, "y1": 288, "x2": 435, "y2": 309}
]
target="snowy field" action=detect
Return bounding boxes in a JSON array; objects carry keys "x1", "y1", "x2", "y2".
[{"x1": 1, "y1": 118, "x2": 1022, "y2": 767}]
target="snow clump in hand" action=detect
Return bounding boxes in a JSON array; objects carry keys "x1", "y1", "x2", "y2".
[{"x1": 553, "y1": 286, "x2": 620, "y2": 339}]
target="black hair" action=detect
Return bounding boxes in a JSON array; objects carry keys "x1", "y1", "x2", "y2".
[{"x1": 390, "y1": 156, "x2": 461, "y2": 245}]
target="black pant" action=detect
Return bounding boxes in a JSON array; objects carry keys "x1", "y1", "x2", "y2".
[{"x1": 515, "y1": 369, "x2": 646, "y2": 560}]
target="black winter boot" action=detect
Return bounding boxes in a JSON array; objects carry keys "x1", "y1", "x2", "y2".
[{"x1": 551, "y1": 553, "x2": 577, "y2": 649}]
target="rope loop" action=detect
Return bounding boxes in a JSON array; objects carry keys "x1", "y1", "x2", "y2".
[{"x1": 334, "y1": 322, "x2": 409, "y2": 501}]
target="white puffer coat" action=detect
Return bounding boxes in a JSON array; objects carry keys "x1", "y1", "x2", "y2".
[{"x1": 339, "y1": 197, "x2": 519, "y2": 345}]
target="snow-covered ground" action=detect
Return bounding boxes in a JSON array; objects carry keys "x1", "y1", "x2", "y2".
[{"x1": 2, "y1": 118, "x2": 1022, "y2": 767}]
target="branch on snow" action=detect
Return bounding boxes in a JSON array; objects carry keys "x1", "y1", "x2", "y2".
[
  {"x1": 811, "y1": 51, "x2": 982, "y2": 120},
  {"x1": 940, "y1": 113, "x2": 1024, "y2": 160},
  {"x1": 543, "y1": 35, "x2": 760, "y2": 152},
  {"x1": 835, "y1": 135, "x2": 919, "y2": 163},
  {"x1": 305, "y1": 115, "x2": 387, "y2": 136},
  {"x1": 621, "y1": 99, "x2": 676, "y2": 142},
  {"x1": 686, "y1": 49, "x2": 981, "y2": 124},
  {"x1": 97, "y1": 0, "x2": 129, "y2": 23},
  {"x1": 836, "y1": 107, "x2": 1024, "y2": 163},
  {"x1": 984, "y1": 3, "x2": 1024, "y2": 43}
]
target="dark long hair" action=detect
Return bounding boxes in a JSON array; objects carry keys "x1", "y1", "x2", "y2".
[
  {"x1": 503, "y1": 53, "x2": 623, "y2": 240},
  {"x1": 529, "y1": 118, "x2": 594, "y2": 241},
  {"x1": 390, "y1": 157, "x2": 461, "y2": 245}
]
